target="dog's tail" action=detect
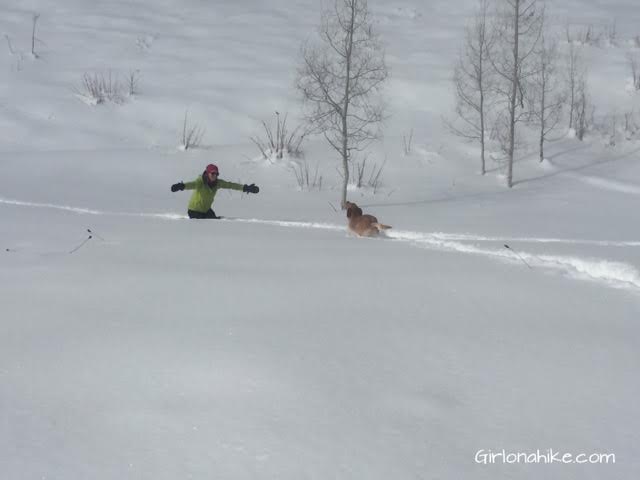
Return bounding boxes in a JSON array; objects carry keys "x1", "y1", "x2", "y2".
[{"x1": 373, "y1": 222, "x2": 392, "y2": 231}]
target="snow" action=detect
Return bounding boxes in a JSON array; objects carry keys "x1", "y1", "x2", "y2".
[{"x1": 2, "y1": 1, "x2": 640, "y2": 479}]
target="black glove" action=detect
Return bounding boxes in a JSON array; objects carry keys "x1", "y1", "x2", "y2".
[
  {"x1": 171, "y1": 182, "x2": 185, "y2": 192},
  {"x1": 243, "y1": 183, "x2": 259, "y2": 194}
]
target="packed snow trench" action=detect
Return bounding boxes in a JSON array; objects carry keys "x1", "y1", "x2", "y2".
[{"x1": 3, "y1": 196, "x2": 640, "y2": 291}]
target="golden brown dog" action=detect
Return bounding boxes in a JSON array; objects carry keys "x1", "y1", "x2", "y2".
[{"x1": 345, "y1": 201, "x2": 392, "y2": 237}]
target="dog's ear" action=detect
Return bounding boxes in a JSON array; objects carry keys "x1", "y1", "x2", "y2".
[
  {"x1": 355, "y1": 206, "x2": 363, "y2": 216},
  {"x1": 345, "y1": 201, "x2": 354, "y2": 217}
]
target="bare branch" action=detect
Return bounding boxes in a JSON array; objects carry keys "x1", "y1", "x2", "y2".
[
  {"x1": 31, "y1": 13, "x2": 40, "y2": 58},
  {"x1": 181, "y1": 110, "x2": 205, "y2": 150}
]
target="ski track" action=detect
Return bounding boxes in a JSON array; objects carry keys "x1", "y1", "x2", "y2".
[
  {"x1": 0, "y1": 197, "x2": 186, "y2": 219},
  {"x1": 386, "y1": 230, "x2": 640, "y2": 291},
  {"x1": 3, "y1": 197, "x2": 640, "y2": 291},
  {"x1": 426, "y1": 232, "x2": 640, "y2": 247}
]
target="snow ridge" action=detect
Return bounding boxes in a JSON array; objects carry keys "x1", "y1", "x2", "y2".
[
  {"x1": 428, "y1": 232, "x2": 640, "y2": 247},
  {"x1": 227, "y1": 218, "x2": 345, "y2": 231},
  {"x1": 387, "y1": 230, "x2": 640, "y2": 291}
]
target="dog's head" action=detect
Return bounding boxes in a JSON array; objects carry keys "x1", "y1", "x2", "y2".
[{"x1": 345, "y1": 201, "x2": 363, "y2": 218}]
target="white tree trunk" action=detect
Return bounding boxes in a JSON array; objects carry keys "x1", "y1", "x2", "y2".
[{"x1": 507, "y1": 0, "x2": 520, "y2": 188}]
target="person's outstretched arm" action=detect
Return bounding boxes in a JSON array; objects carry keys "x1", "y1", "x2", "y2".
[
  {"x1": 217, "y1": 179, "x2": 259, "y2": 194},
  {"x1": 171, "y1": 179, "x2": 198, "y2": 192}
]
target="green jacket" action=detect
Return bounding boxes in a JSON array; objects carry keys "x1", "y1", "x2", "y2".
[{"x1": 185, "y1": 175, "x2": 244, "y2": 213}]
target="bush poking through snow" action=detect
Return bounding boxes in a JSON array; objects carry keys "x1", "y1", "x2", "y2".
[
  {"x1": 565, "y1": 23, "x2": 594, "y2": 46},
  {"x1": 366, "y1": 160, "x2": 385, "y2": 194},
  {"x1": 4, "y1": 34, "x2": 24, "y2": 71},
  {"x1": 344, "y1": 155, "x2": 386, "y2": 193},
  {"x1": 2, "y1": 13, "x2": 42, "y2": 65},
  {"x1": 31, "y1": 13, "x2": 40, "y2": 58},
  {"x1": 180, "y1": 110, "x2": 205, "y2": 150},
  {"x1": 126, "y1": 70, "x2": 141, "y2": 96},
  {"x1": 352, "y1": 156, "x2": 368, "y2": 189},
  {"x1": 403, "y1": 129, "x2": 414, "y2": 155},
  {"x1": 565, "y1": 20, "x2": 619, "y2": 48},
  {"x1": 4, "y1": 34, "x2": 16, "y2": 55},
  {"x1": 624, "y1": 111, "x2": 639, "y2": 138},
  {"x1": 250, "y1": 111, "x2": 306, "y2": 161},
  {"x1": 75, "y1": 71, "x2": 126, "y2": 105},
  {"x1": 594, "y1": 110, "x2": 639, "y2": 146},
  {"x1": 290, "y1": 160, "x2": 322, "y2": 191},
  {"x1": 626, "y1": 53, "x2": 640, "y2": 91}
]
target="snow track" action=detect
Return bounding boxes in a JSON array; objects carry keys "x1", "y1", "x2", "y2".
[
  {"x1": 3, "y1": 197, "x2": 639, "y2": 290},
  {"x1": 423, "y1": 232, "x2": 640, "y2": 247},
  {"x1": 0, "y1": 197, "x2": 186, "y2": 219},
  {"x1": 386, "y1": 230, "x2": 640, "y2": 290},
  {"x1": 228, "y1": 217, "x2": 345, "y2": 232}
]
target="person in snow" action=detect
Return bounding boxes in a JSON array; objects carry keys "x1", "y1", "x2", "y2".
[{"x1": 171, "y1": 164, "x2": 259, "y2": 219}]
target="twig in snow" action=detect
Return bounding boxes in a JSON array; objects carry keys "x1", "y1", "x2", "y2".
[
  {"x1": 69, "y1": 235, "x2": 92, "y2": 254},
  {"x1": 504, "y1": 244, "x2": 532, "y2": 269},
  {"x1": 87, "y1": 228, "x2": 105, "y2": 241}
]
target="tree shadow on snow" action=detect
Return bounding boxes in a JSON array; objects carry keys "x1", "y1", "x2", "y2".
[{"x1": 513, "y1": 144, "x2": 640, "y2": 187}]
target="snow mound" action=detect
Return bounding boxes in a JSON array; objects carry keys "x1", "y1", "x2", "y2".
[
  {"x1": 537, "y1": 254, "x2": 640, "y2": 288},
  {"x1": 539, "y1": 158, "x2": 556, "y2": 170}
]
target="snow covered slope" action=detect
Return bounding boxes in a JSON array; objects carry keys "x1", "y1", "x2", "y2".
[{"x1": 1, "y1": 1, "x2": 639, "y2": 479}]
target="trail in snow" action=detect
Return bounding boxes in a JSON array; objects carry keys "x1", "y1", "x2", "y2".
[
  {"x1": 228, "y1": 217, "x2": 346, "y2": 232},
  {"x1": 426, "y1": 232, "x2": 640, "y2": 247},
  {"x1": 2, "y1": 197, "x2": 639, "y2": 290},
  {"x1": 386, "y1": 230, "x2": 640, "y2": 291},
  {"x1": 0, "y1": 197, "x2": 186, "y2": 219},
  {"x1": 3, "y1": 197, "x2": 639, "y2": 245}
]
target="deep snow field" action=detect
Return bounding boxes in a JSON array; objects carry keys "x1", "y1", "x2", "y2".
[{"x1": 2, "y1": 1, "x2": 640, "y2": 479}]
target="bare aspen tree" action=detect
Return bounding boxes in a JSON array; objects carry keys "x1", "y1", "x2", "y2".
[
  {"x1": 566, "y1": 44, "x2": 577, "y2": 130},
  {"x1": 490, "y1": 0, "x2": 544, "y2": 187},
  {"x1": 297, "y1": 0, "x2": 388, "y2": 207},
  {"x1": 574, "y1": 77, "x2": 591, "y2": 141},
  {"x1": 529, "y1": 34, "x2": 564, "y2": 161},
  {"x1": 565, "y1": 43, "x2": 586, "y2": 131},
  {"x1": 563, "y1": 42, "x2": 590, "y2": 139},
  {"x1": 448, "y1": 0, "x2": 494, "y2": 175}
]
